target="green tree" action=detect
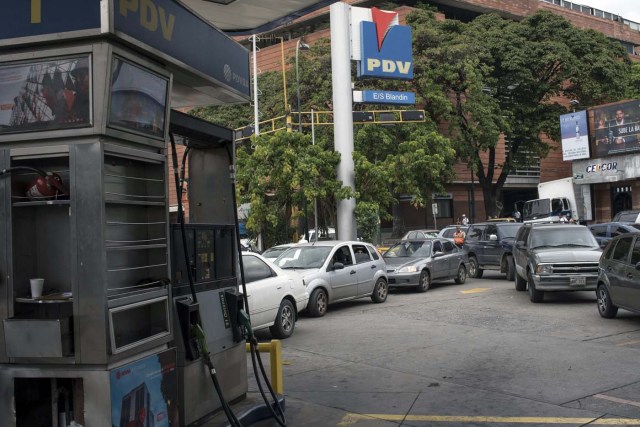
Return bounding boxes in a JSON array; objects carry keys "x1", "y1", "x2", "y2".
[
  {"x1": 234, "y1": 130, "x2": 344, "y2": 245},
  {"x1": 628, "y1": 62, "x2": 640, "y2": 99},
  {"x1": 409, "y1": 9, "x2": 631, "y2": 217},
  {"x1": 195, "y1": 34, "x2": 455, "y2": 244}
]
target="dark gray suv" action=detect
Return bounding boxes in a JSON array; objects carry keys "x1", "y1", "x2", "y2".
[
  {"x1": 596, "y1": 234, "x2": 640, "y2": 318},
  {"x1": 463, "y1": 222, "x2": 522, "y2": 280},
  {"x1": 513, "y1": 223, "x2": 602, "y2": 302},
  {"x1": 588, "y1": 222, "x2": 640, "y2": 248}
]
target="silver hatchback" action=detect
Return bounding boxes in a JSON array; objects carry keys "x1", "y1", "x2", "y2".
[
  {"x1": 596, "y1": 233, "x2": 640, "y2": 318},
  {"x1": 273, "y1": 241, "x2": 388, "y2": 317}
]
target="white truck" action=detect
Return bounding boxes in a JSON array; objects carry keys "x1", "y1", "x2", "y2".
[{"x1": 522, "y1": 177, "x2": 592, "y2": 224}]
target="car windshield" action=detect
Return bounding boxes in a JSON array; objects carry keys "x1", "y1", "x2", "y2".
[
  {"x1": 500, "y1": 224, "x2": 522, "y2": 238},
  {"x1": 274, "y1": 246, "x2": 333, "y2": 269},
  {"x1": 616, "y1": 212, "x2": 640, "y2": 222},
  {"x1": 530, "y1": 228, "x2": 599, "y2": 249},
  {"x1": 262, "y1": 246, "x2": 290, "y2": 258},
  {"x1": 384, "y1": 241, "x2": 432, "y2": 258}
]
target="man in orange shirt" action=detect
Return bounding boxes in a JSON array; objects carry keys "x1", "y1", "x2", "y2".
[{"x1": 453, "y1": 224, "x2": 466, "y2": 247}]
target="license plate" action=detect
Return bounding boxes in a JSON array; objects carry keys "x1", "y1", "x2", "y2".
[{"x1": 570, "y1": 276, "x2": 586, "y2": 286}]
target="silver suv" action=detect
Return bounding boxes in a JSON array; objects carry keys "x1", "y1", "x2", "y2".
[
  {"x1": 513, "y1": 223, "x2": 602, "y2": 303},
  {"x1": 274, "y1": 241, "x2": 388, "y2": 317}
]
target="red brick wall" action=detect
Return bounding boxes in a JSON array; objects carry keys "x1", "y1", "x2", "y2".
[
  {"x1": 168, "y1": 144, "x2": 189, "y2": 219},
  {"x1": 455, "y1": 0, "x2": 640, "y2": 49}
]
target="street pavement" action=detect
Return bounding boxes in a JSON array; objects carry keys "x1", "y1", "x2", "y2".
[{"x1": 221, "y1": 271, "x2": 640, "y2": 426}]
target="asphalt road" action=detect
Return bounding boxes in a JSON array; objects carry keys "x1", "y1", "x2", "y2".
[{"x1": 246, "y1": 271, "x2": 640, "y2": 427}]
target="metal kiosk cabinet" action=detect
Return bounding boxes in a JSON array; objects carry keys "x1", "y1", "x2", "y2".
[{"x1": 0, "y1": 1, "x2": 251, "y2": 426}]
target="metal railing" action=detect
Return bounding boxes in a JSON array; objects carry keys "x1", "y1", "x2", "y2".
[{"x1": 540, "y1": 0, "x2": 640, "y2": 32}]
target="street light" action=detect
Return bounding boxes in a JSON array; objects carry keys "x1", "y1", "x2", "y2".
[
  {"x1": 295, "y1": 38, "x2": 310, "y2": 240},
  {"x1": 249, "y1": 35, "x2": 290, "y2": 134},
  {"x1": 295, "y1": 38, "x2": 310, "y2": 132}
]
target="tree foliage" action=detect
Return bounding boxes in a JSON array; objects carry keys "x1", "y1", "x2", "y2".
[
  {"x1": 409, "y1": 9, "x2": 632, "y2": 217},
  {"x1": 195, "y1": 36, "x2": 455, "y2": 245},
  {"x1": 628, "y1": 62, "x2": 640, "y2": 100},
  {"x1": 234, "y1": 130, "x2": 344, "y2": 244}
]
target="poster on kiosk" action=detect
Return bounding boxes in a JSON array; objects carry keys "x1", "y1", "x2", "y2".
[{"x1": 110, "y1": 349, "x2": 179, "y2": 427}]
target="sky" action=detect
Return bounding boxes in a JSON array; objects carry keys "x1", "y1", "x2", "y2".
[{"x1": 574, "y1": 0, "x2": 640, "y2": 23}]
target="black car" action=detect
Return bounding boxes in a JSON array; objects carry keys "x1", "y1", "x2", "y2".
[
  {"x1": 588, "y1": 222, "x2": 640, "y2": 248},
  {"x1": 596, "y1": 233, "x2": 640, "y2": 318},
  {"x1": 463, "y1": 222, "x2": 523, "y2": 280},
  {"x1": 612, "y1": 210, "x2": 640, "y2": 223}
]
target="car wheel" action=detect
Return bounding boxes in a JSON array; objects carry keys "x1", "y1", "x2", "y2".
[
  {"x1": 597, "y1": 284, "x2": 618, "y2": 319},
  {"x1": 371, "y1": 278, "x2": 388, "y2": 303},
  {"x1": 416, "y1": 270, "x2": 431, "y2": 292},
  {"x1": 527, "y1": 270, "x2": 543, "y2": 303},
  {"x1": 269, "y1": 299, "x2": 296, "y2": 339},
  {"x1": 454, "y1": 264, "x2": 466, "y2": 284},
  {"x1": 307, "y1": 288, "x2": 328, "y2": 317},
  {"x1": 505, "y1": 255, "x2": 515, "y2": 281},
  {"x1": 515, "y1": 271, "x2": 527, "y2": 291},
  {"x1": 469, "y1": 256, "x2": 483, "y2": 278}
]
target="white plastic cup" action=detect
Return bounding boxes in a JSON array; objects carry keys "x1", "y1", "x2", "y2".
[{"x1": 30, "y1": 278, "x2": 44, "y2": 298}]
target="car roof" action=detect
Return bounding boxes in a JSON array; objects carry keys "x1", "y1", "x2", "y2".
[
  {"x1": 588, "y1": 222, "x2": 640, "y2": 228},
  {"x1": 527, "y1": 223, "x2": 586, "y2": 229},
  {"x1": 391, "y1": 238, "x2": 441, "y2": 243},
  {"x1": 471, "y1": 222, "x2": 522, "y2": 227},
  {"x1": 293, "y1": 240, "x2": 371, "y2": 247}
]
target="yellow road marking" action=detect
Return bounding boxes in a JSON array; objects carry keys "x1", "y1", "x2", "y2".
[
  {"x1": 339, "y1": 414, "x2": 640, "y2": 425},
  {"x1": 461, "y1": 287, "x2": 491, "y2": 294},
  {"x1": 595, "y1": 393, "x2": 640, "y2": 408}
]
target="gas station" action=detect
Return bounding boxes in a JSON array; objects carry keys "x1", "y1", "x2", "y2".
[{"x1": 0, "y1": 0, "x2": 416, "y2": 425}]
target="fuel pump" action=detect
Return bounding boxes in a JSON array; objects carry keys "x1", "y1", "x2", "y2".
[{"x1": 168, "y1": 111, "x2": 286, "y2": 426}]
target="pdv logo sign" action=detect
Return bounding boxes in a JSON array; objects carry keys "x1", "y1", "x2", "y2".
[{"x1": 358, "y1": 7, "x2": 413, "y2": 80}]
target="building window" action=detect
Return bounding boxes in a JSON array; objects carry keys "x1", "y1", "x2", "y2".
[
  {"x1": 434, "y1": 197, "x2": 453, "y2": 218},
  {"x1": 504, "y1": 137, "x2": 541, "y2": 177}
]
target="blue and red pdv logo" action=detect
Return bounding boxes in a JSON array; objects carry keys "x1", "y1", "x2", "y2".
[{"x1": 358, "y1": 7, "x2": 413, "y2": 80}]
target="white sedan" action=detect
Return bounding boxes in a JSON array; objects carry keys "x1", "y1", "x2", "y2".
[{"x1": 241, "y1": 252, "x2": 309, "y2": 339}]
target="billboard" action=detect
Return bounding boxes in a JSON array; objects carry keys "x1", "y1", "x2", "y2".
[
  {"x1": 560, "y1": 110, "x2": 589, "y2": 160},
  {"x1": 589, "y1": 99, "x2": 640, "y2": 157}
]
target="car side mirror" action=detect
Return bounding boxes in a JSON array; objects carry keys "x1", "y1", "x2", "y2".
[
  {"x1": 489, "y1": 234, "x2": 498, "y2": 241},
  {"x1": 515, "y1": 241, "x2": 524, "y2": 249},
  {"x1": 433, "y1": 251, "x2": 445, "y2": 258},
  {"x1": 332, "y1": 262, "x2": 345, "y2": 271}
]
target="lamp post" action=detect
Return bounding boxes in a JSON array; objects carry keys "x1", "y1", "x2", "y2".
[
  {"x1": 295, "y1": 39, "x2": 310, "y2": 132},
  {"x1": 249, "y1": 35, "x2": 290, "y2": 134},
  {"x1": 295, "y1": 38, "x2": 310, "y2": 240}
]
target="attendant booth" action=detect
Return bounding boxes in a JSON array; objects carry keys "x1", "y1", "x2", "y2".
[{"x1": 0, "y1": 1, "x2": 250, "y2": 426}]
